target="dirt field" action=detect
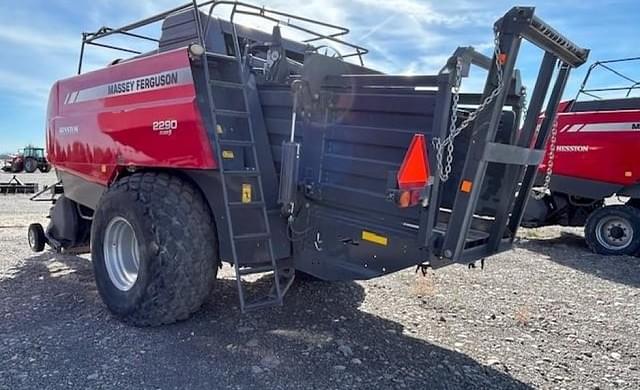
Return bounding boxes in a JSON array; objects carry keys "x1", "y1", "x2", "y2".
[{"x1": 1, "y1": 172, "x2": 639, "y2": 389}]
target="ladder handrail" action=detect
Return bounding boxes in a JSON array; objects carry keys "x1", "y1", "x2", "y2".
[{"x1": 192, "y1": 0, "x2": 285, "y2": 311}]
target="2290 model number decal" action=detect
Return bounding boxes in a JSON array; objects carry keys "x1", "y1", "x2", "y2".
[{"x1": 152, "y1": 120, "x2": 178, "y2": 136}]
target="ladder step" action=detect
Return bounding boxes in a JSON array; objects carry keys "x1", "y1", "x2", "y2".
[
  {"x1": 219, "y1": 139, "x2": 254, "y2": 147},
  {"x1": 228, "y1": 201, "x2": 265, "y2": 208},
  {"x1": 223, "y1": 169, "x2": 261, "y2": 177},
  {"x1": 210, "y1": 80, "x2": 244, "y2": 89},
  {"x1": 234, "y1": 232, "x2": 270, "y2": 241},
  {"x1": 238, "y1": 264, "x2": 275, "y2": 275},
  {"x1": 216, "y1": 109, "x2": 249, "y2": 118},
  {"x1": 206, "y1": 52, "x2": 239, "y2": 62}
]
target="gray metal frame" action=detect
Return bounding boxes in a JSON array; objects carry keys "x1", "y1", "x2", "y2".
[{"x1": 439, "y1": 7, "x2": 588, "y2": 262}]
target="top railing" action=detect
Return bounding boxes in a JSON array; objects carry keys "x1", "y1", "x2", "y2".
[
  {"x1": 574, "y1": 56, "x2": 640, "y2": 101},
  {"x1": 77, "y1": 0, "x2": 368, "y2": 74}
]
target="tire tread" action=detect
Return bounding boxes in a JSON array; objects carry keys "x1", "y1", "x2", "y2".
[{"x1": 96, "y1": 172, "x2": 217, "y2": 326}]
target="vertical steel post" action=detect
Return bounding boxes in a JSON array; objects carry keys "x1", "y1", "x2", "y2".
[
  {"x1": 507, "y1": 64, "x2": 572, "y2": 235},
  {"x1": 77, "y1": 36, "x2": 86, "y2": 75},
  {"x1": 440, "y1": 31, "x2": 522, "y2": 260},
  {"x1": 419, "y1": 73, "x2": 454, "y2": 250},
  {"x1": 486, "y1": 52, "x2": 558, "y2": 250},
  {"x1": 191, "y1": 0, "x2": 205, "y2": 47}
]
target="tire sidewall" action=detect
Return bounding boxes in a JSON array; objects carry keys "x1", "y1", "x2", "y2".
[
  {"x1": 585, "y1": 206, "x2": 640, "y2": 256},
  {"x1": 28, "y1": 223, "x2": 46, "y2": 252},
  {"x1": 91, "y1": 189, "x2": 153, "y2": 316},
  {"x1": 24, "y1": 158, "x2": 37, "y2": 173}
]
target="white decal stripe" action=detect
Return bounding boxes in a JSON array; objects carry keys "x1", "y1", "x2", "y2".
[
  {"x1": 579, "y1": 122, "x2": 640, "y2": 132},
  {"x1": 64, "y1": 67, "x2": 193, "y2": 105},
  {"x1": 568, "y1": 124, "x2": 585, "y2": 133},
  {"x1": 559, "y1": 124, "x2": 572, "y2": 133}
]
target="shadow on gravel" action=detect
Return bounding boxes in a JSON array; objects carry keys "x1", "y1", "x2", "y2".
[
  {"x1": 519, "y1": 232, "x2": 640, "y2": 288},
  {"x1": 0, "y1": 252, "x2": 533, "y2": 390}
]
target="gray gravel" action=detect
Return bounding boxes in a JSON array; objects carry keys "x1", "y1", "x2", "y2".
[{"x1": 1, "y1": 171, "x2": 639, "y2": 389}]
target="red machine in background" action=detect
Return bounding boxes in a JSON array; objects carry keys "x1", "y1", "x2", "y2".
[
  {"x1": 524, "y1": 56, "x2": 640, "y2": 256},
  {"x1": 2, "y1": 146, "x2": 51, "y2": 173}
]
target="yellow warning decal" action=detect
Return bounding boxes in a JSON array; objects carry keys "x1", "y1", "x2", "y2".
[
  {"x1": 362, "y1": 230, "x2": 388, "y2": 246},
  {"x1": 222, "y1": 150, "x2": 235, "y2": 159},
  {"x1": 242, "y1": 183, "x2": 252, "y2": 203}
]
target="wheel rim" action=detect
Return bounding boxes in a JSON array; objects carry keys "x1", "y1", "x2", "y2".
[
  {"x1": 595, "y1": 215, "x2": 633, "y2": 251},
  {"x1": 103, "y1": 217, "x2": 140, "y2": 291},
  {"x1": 28, "y1": 228, "x2": 36, "y2": 248}
]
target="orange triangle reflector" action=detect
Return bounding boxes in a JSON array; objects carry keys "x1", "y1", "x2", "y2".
[{"x1": 397, "y1": 134, "x2": 430, "y2": 190}]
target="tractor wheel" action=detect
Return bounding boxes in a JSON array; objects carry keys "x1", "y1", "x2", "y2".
[
  {"x1": 24, "y1": 157, "x2": 37, "y2": 173},
  {"x1": 585, "y1": 205, "x2": 640, "y2": 256},
  {"x1": 39, "y1": 164, "x2": 51, "y2": 173},
  {"x1": 28, "y1": 223, "x2": 46, "y2": 252},
  {"x1": 91, "y1": 172, "x2": 217, "y2": 326}
]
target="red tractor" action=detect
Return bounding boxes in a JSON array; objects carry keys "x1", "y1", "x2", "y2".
[
  {"x1": 524, "y1": 56, "x2": 640, "y2": 256},
  {"x1": 2, "y1": 146, "x2": 51, "y2": 173},
  {"x1": 26, "y1": 2, "x2": 588, "y2": 326}
]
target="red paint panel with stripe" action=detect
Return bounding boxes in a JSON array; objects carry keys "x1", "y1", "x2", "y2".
[
  {"x1": 539, "y1": 106, "x2": 640, "y2": 186},
  {"x1": 46, "y1": 48, "x2": 215, "y2": 186}
]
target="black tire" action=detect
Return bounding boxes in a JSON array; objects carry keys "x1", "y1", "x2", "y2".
[
  {"x1": 91, "y1": 172, "x2": 218, "y2": 326},
  {"x1": 28, "y1": 223, "x2": 46, "y2": 252},
  {"x1": 585, "y1": 205, "x2": 640, "y2": 256},
  {"x1": 24, "y1": 157, "x2": 37, "y2": 173},
  {"x1": 39, "y1": 164, "x2": 51, "y2": 173}
]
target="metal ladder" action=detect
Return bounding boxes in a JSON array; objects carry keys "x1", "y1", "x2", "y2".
[{"x1": 193, "y1": 8, "x2": 291, "y2": 312}]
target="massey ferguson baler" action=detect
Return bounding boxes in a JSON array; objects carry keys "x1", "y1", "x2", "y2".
[
  {"x1": 29, "y1": 1, "x2": 588, "y2": 326},
  {"x1": 524, "y1": 56, "x2": 640, "y2": 256}
]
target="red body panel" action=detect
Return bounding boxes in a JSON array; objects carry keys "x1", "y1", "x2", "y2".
[
  {"x1": 47, "y1": 48, "x2": 215, "y2": 186},
  {"x1": 539, "y1": 102, "x2": 640, "y2": 187}
]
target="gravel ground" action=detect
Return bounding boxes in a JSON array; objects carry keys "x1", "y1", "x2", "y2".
[{"x1": 1, "y1": 171, "x2": 639, "y2": 389}]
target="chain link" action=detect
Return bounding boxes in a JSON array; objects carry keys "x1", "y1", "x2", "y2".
[
  {"x1": 433, "y1": 31, "x2": 505, "y2": 182},
  {"x1": 532, "y1": 116, "x2": 558, "y2": 200},
  {"x1": 520, "y1": 86, "x2": 528, "y2": 119}
]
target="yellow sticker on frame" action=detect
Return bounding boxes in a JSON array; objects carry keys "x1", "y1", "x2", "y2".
[
  {"x1": 361, "y1": 230, "x2": 388, "y2": 246},
  {"x1": 242, "y1": 184, "x2": 252, "y2": 203}
]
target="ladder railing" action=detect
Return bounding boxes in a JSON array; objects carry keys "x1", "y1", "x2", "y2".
[{"x1": 191, "y1": 2, "x2": 292, "y2": 311}]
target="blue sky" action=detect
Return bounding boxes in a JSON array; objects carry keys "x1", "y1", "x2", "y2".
[{"x1": 0, "y1": 0, "x2": 638, "y2": 153}]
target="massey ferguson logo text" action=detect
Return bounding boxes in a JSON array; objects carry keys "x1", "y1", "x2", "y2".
[
  {"x1": 107, "y1": 71, "x2": 179, "y2": 96},
  {"x1": 59, "y1": 126, "x2": 79, "y2": 135}
]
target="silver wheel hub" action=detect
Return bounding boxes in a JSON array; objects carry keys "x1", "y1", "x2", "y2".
[
  {"x1": 103, "y1": 217, "x2": 140, "y2": 291},
  {"x1": 596, "y1": 216, "x2": 633, "y2": 251}
]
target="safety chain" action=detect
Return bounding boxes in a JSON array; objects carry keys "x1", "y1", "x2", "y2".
[
  {"x1": 532, "y1": 116, "x2": 558, "y2": 200},
  {"x1": 520, "y1": 86, "x2": 528, "y2": 119},
  {"x1": 433, "y1": 31, "x2": 505, "y2": 182}
]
